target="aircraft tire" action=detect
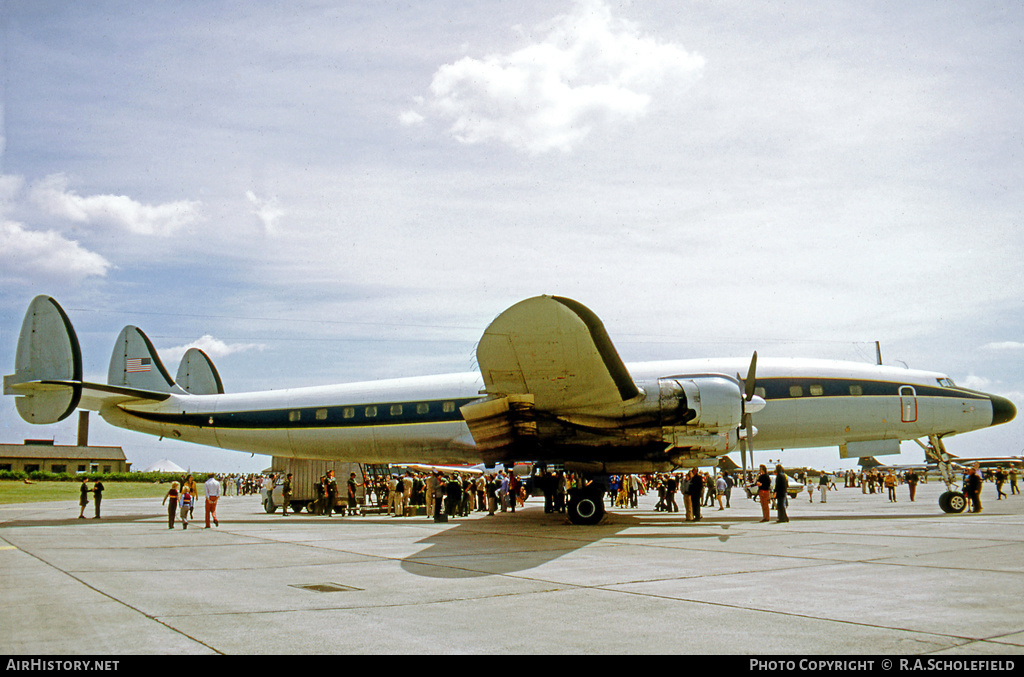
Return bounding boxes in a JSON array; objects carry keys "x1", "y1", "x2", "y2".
[
  {"x1": 567, "y1": 495, "x2": 604, "y2": 526},
  {"x1": 263, "y1": 497, "x2": 277, "y2": 514},
  {"x1": 937, "y1": 491, "x2": 962, "y2": 512},
  {"x1": 939, "y1": 491, "x2": 967, "y2": 514}
]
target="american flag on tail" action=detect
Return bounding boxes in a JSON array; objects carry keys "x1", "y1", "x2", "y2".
[{"x1": 126, "y1": 357, "x2": 152, "y2": 373}]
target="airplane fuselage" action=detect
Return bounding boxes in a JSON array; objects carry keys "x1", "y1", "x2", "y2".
[{"x1": 97, "y1": 357, "x2": 1008, "y2": 470}]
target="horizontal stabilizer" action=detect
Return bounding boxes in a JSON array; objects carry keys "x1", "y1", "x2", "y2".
[
  {"x1": 175, "y1": 348, "x2": 224, "y2": 395},
  {"x1": 108, "y1": 326, "x2": 183, "y2": 395},
  {"x1": 3, "y1": 296, "x2": 82, "y2": 423}
]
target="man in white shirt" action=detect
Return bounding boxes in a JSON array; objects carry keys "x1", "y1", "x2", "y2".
[{"x1": 204, "y1": 475, "x2": 221, "y2": 528}]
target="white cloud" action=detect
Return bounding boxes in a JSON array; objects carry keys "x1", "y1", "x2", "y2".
[
  {"x1": 1, "y1": 173, "x2": 110, "y2": 282},
  {"x1": 0, "y1": 174, "x2": 25, "y2": 204},
  {"x1": 0, "y1": 219, "x2": 112, "y2": 282},
  {"x1": 398, "y1": 108, "x2": 425, "y2": 127},
  {"x1": 982, "y1": 341, "x2": 1024, "y2": 351},
  {"x1": 245, "y1": 190, "x2": 285, "y2": 235},
  {"x1": 161, "y1": 335, "x2": 266, "y2": 366},
  {"x1": 406, "y1": 0, "x2": 704, "y2": 154},
  {"x1": 29, "y1": 173, "x2": 202, "y2": 236}
]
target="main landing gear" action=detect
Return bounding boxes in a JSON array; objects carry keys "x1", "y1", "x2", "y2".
[{"x1": 567, "y1": 487, "x2": 606, "y2": 525}]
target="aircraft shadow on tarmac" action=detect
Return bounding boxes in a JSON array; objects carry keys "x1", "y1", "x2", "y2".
[{"x1": 396, "y1": 507, "x2": 958, "y2": 579}]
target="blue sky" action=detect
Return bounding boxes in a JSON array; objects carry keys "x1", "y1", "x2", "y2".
[{"x1": 1, "y1": 1, "x2": 1021, "y2": 473}]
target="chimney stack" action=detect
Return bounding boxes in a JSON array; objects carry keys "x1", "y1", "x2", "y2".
[{"x1": 78, "y1": 411, "x2": 89, "y2": 447}]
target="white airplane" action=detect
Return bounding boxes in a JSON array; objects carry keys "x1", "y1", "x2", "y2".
[{"x1": 4, "y1": 295, "x2": 1016, "y2": 523}]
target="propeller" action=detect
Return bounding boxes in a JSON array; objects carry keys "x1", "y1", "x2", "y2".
[{"x1": 737, "y1": 351, "x2": 765, "y2": 480}]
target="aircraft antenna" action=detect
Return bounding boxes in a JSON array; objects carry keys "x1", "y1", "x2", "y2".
[{"x1": 875, "y1": 341, "x2": 882, "y2": 366}]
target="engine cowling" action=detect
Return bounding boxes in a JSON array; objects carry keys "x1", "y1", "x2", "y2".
[{"x1": 659, "y1": 375, "x2": 744, "y2": 452}]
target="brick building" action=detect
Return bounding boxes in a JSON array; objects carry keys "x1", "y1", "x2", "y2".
[{"x1": 0, "y1": 440, "x2": 129, "y2": 474}]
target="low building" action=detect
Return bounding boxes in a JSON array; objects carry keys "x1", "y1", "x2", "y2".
[{"x1": 0, "y1": 440, "x2": 129, "y2": 475}]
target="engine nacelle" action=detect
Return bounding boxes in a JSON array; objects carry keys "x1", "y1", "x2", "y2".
[{"x1": 659, "y1": 374, "x2": 744, "y2": 451}]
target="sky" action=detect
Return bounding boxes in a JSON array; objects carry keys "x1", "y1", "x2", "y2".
[{"x1": 1, "y1": 0, "x2": 1021, "y2": 474}]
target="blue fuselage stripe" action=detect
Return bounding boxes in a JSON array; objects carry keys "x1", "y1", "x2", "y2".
[{"x1": 126, "y1": 378, "x2": 986, "y2": 431}]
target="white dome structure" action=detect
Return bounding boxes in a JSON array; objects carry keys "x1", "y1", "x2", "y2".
[{"x1": 141, "y1": 459, "x2": 186, "y2": 473}]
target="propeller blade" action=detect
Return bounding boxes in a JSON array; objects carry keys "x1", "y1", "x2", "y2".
[{"x1": 744, "y1": 351, "x2": 758, "y2": 401}]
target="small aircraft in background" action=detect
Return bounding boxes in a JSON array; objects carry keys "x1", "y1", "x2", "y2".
[{"x1": 5, "y1": 295, "x2": 1015, "y2": 523}]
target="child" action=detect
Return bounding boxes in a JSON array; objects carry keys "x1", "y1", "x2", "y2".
[{"x1": 180, "y1": 486, "x2": 194, "y2": 530}]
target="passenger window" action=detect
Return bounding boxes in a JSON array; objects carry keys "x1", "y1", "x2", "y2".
[
  {"x1": 417, "y1": 403, "x2": 430, "y2": 414},
  {"x1": 809, "y1": 385, "x2": 823, "y2": 396},
  {"x1": 316, "y1": 409, "x2": 328, "y2": 420},
  {"x1": 789, "y1": 385, "x2": 803, "y2": 397},
  {"x1": 849, "y1": 385, "x2": 863, "y2": 396},
  {"x1": 443, "y1": 402, "x2": 455, "y2": 413},
  {"x1": 754, "y1": 387, "x2": 766, "y2": 399},
  {"x1": 365, "y1": 406, "x2": 377, "y2": 418},
  {"x1": 343, "y1": 407, "x2": 355, "y2": 419},
  {"x1": 289, "y1": 410, "x2": 301, "y2": 422},
  {"x1": 390, "y1": 404, "x2": 403, "y2": 416}
]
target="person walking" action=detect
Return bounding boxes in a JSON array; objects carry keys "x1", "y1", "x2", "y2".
[
  {"x1": 78, "y1": 478, "x2": 90, "y2": 519},
  {"x1": 162, "y1": 481, "x2": 180, "y2": 529},
  {"x1": 182, "y1": 475, "x2": 197, "y2": 520},
  {"x1": 281, "y1": 473, "x2": 293, "y2": 516},
  {"x1": 716, "y1": 474, "x2": 727, "y2": 510},
  {"x1": 348, "y1": 472, "x2": 364, "y2": 516},
  {"x1": 774, "y1": 465, "x2": 789, "y2": 523},
  {"x1": 204, "y1": 474, "x2": 220, "y2": 528},
  {"x1": 91, "y1": 480, "x2": 104, "y2": 519},
  {"x1": 966, "y1": 467, "x2": 983, "y2": 513},
  {"x1": 665, "y1": 473, "x2": 679, "y2": 514},
  {"x1": 756, "y1": 465, "x2": 771, "y2": 522},
  {"x1": 885, "y1": 471, "x2": 898, "y2": 502},
  {"x1": 179, "y1": 486, "x2": 193, "y2": 529},
  {"x1": 688, "y1": 469, "x2": 704, "y2": 522},
  {"x1": 906, "y1": 469, "x2": 919, "y2": 502},
  {"x1": 324, "y1": 470, "x2": 338, "y2": 517}
]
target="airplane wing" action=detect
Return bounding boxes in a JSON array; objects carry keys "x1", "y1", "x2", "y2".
[{"x1": 476, "y1": 295, "x2": 639, "y2": 411}]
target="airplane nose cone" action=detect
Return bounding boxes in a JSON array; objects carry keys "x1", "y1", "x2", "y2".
[{"x1": 991, "y1": 395, "x2": 1017, "y2": 426}]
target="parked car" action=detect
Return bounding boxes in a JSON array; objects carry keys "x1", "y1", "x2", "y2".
[{"x1": 744, "y1": 474, "x2": 803, "y2": 499}]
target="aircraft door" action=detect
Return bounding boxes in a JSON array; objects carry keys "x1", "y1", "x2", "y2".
[{"x1": 900, "y1": 386, "x2": 918, "y2": 423}]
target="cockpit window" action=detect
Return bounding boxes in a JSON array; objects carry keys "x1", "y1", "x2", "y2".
[{"x1": 937, "y1": 377, "x2": 956, "y2": 387}]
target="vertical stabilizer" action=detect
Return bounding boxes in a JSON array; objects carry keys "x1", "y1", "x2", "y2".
[
  {"x1": 3, "y1": 296, "x2": 83, "y2": 423},
  {"x1": 175, "y1": 348, "x2": 225, "y2": 395},
  {"x1": 108, "y1": 326, "x2": 180, "y2": 394}
]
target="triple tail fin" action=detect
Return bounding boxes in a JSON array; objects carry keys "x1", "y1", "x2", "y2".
[{"x1": 6, "y1": 296, "x2": 218, "y2": 426}]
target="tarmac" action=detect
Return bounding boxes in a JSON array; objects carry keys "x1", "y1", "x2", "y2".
[{"x1": 1, "y1": 481, "x2": 1022, "y2": 656}]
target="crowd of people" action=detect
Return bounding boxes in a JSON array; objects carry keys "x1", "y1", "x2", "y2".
[
  {"x1": 139, "y1": 462, "x2": 1019, "y2": 529},
  {"x1": 366, "y1": 470, "x2": 528, "y2": 519}
]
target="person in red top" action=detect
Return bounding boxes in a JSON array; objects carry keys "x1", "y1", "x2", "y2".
[{"x1": 756, "y1": 465, "x2": 771, "y2": 523}]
